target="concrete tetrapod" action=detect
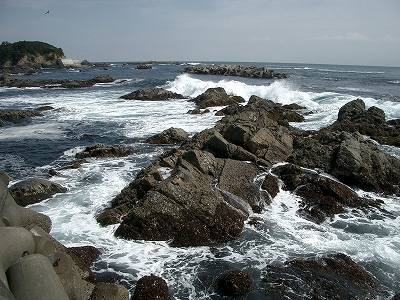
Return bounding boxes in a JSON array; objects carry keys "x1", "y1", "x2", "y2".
[
  {"x1": 7, "y1": 254, "x2": 69, "y2": 300},
  {"x1": 0, "y1": 227, "x2": 35, "y2": 288}
]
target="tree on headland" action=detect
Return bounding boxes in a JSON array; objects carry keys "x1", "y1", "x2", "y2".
[{"x1": 0, "y1": 41, "x2": 64, "y2": 66}]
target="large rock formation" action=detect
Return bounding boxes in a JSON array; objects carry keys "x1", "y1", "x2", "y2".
[{"x1": 97, "y1": 96, "x2": 400, "y2": 247}]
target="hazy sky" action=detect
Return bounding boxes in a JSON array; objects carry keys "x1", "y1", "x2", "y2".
[{"x1": 1, "y1": 0, "x2": 399, "y2": 66}]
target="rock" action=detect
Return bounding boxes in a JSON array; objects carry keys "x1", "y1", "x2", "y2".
[
  {"x1": 0, "y1": 109, "x2": 42, "y2": 125},
  {"x1": 135, "y1": 64, "x2": 152, "y2": 69},
  {"x1": 263, "y1": 253, "x2": 378, "y2": 299},
  {"x1": 120, "y1": 88, "x2": 185, "y2": 101},
  {"x1": 271, "y1": 163, "x2": 381, "y2": 223},
  {"x1": 132, "y1": 275, "x2": 170, "y2": 300},
  {"x1": 75, "y1": 144, "x2": 137, "y2": 159},
  {"x1": 9, "y1": 178, "x2": 67, "y2": 207},
  {"x1": 329, "y1": 98, "x2": 400, "y2": 146},
  {"x1": 90, "y1": 283, "x2": 129, "y2": 300},
  {"x1": 184, "y1": 64, "x2": 289, "y2": 79},
  {"x1": 218, "y1": 270, "x2": 252, "y2": 296},
  {"x1": 145, "y1": 127, "x2": 189, "y2": 144},
  {"x1": 191, "y1": 87, "x2": 245, "y2": 109},
  {"x1": 1, "y1": 181, "x2": 52, "y2": 232},
  {"x1": 0, "y1": 74, "x2": 116, "y2": 88}
]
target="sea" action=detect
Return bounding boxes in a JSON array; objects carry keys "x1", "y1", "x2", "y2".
[{"x1": 1, "y1": 62, "x2": 399, "y2": 299}]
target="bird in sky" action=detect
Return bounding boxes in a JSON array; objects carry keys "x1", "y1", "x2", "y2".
[{"x1": 45, "y1": 10, "x2": 49, "y2": 14}]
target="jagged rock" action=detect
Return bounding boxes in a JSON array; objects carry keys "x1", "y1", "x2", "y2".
[
  {"x1": 218, "y1": 270, "x2": 253, "y2": 296},
  {"x1": 263, "y1": 253, "x2": 378, "y2": 299},
  {"x1": 132, "y1": 275, "x2": 170, "y2": 300},
  {"x1": 145, "y1": 127, "x2": 189, "y2": 144},
  {"x1": 75, "y1": 144, "x2": 137, "y2": 159},
  {"x1": 288, "y1": 130, "x2": 400, "y2": 194},
  {"x1": 328, "y1": 98, "x2": 400, "y2": 146},
  {"x1": 120, "y1": 88, "x2": 185, "y2": 100},
  {"x1": 9, "y1": 178, "x2": 67, "y2": 207},
  {"x1": 191, "y1": 87, "x2": 245, "y2": 109}
]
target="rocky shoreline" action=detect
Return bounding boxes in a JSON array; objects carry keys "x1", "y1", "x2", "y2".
[{"x1": 1, "y1": 79, "x2": 400, "y2": 298}]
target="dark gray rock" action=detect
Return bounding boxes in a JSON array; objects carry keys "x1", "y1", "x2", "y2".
[{"x1": 75, "y1": 144, "x2": 137, "y2": 159}]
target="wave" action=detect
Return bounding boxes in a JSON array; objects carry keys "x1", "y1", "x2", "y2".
[{"x1": 164, "y1": 74, "x2": 318, "y2": 107}]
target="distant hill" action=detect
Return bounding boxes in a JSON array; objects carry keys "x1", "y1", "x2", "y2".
[{"x1": 0, "y1": 41, "x2": 65, "y2": 68}]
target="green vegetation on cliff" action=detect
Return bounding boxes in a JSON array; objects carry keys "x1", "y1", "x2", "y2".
[{"x1": 0, "y1": 41, "x2": 64, "y2": 66}]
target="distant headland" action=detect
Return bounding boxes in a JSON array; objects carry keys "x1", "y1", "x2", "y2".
[{"x1": 0, "y1": 41, "x2": 91, "y2": 74}]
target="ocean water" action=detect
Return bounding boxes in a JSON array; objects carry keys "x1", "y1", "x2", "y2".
[{"x1": 1, "y1": 62, "x2": 400, "y2": 299}]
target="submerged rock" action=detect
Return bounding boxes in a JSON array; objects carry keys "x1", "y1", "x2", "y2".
[
  {"x1": 263, "y1": 253, "x2": 379, "y2": 299},
  {"x1": 218, "y1": 270, "x2": 253, "y2": 296}
]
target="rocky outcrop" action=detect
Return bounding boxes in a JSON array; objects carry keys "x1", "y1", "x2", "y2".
[
  {"x1": 75, "y1": 143, "x2": 137, "y2": 159},
  {"x1": 97, "y1": 97, "x2": 400, "y2": 247},
  {"x1": 135, "y1": 64, "x2": 152, "y2": 69},
  {"x1": 0, "y1": 74, "x2": 116, "y2": 88},
  {"x1": 145, "y1": 127, "x2": 189, "y2": 144},
  {"x1": 184, "y1": 64, "x2": 289, "y2": 79},
  {"x1": 120, "y1": 88, "x2": 185, "y2": 101},
  {"x1": 9, "y1": 178, "x2": 67, "y2": 207},
  {"x1": 328, "y1": 98, "x2": 400, "y2": 146},
  {"x1": 191, "y1": 87, "x2": 245, "y2": 109},
  {"x1": 218, "y1": 270, "x2": 253, "y2": 296},
  {"x1": 263, "y1": 253, "x2": 378, "y2": 299}
]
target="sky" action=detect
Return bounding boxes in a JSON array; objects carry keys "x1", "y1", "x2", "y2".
[{"x1": 1, "y1": 0, "x2": 399, "y2": 67}]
